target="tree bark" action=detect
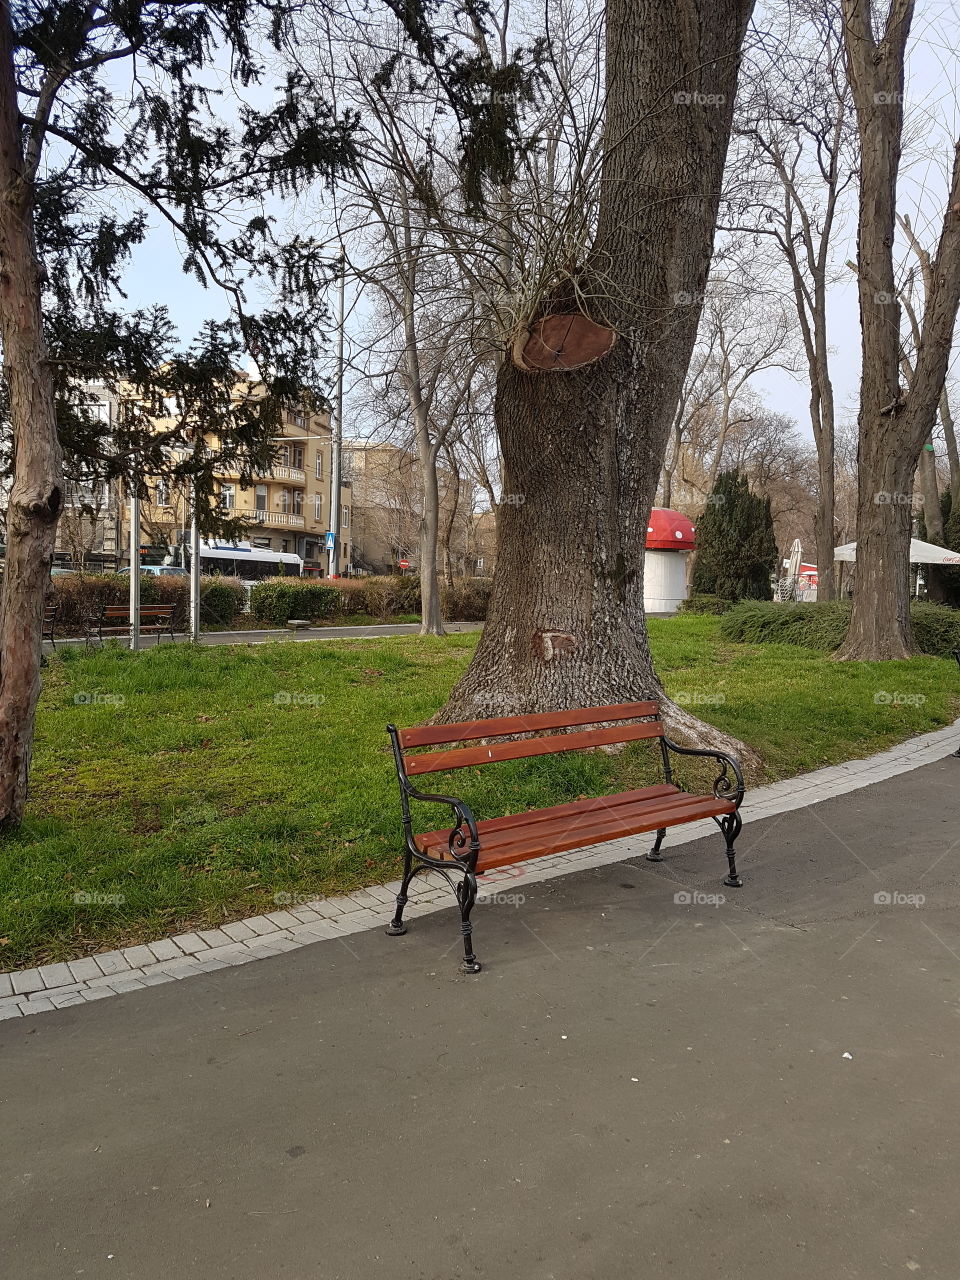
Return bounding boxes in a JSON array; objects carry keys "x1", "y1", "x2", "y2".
[
  {"x1": 437, "y1": 0, "x2": 758, "y2": 765},
  {"x1": 0, "y1": 0, "x2": 65, "y2": 826},
  {"x1": 837, "y1": 1, "x2": 960, "y2": 660}
]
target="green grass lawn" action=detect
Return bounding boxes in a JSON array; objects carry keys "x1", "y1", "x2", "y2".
[{"x1": 3, "y1": 614, "x2": 957, "y2": 968}]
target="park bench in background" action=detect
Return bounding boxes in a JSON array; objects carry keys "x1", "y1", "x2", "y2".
[
  {"x1": 86, "y1": 604, "x2": 177, "y2": 646},
  {"x1": 42, "y1": 604, "x2": 58, "y2": 649},
  {"x1": 386, "y1": 701, "x2": 745, "y2": 973}
]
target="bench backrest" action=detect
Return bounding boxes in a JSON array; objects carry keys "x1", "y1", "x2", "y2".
[
  {"x1": 397, "y1": 702, "x2": 663, "y2": 776},
  {"x1": 102, "y1": 605, "x2": 174, "y2": 618}
]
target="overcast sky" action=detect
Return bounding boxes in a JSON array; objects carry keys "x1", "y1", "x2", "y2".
[{"x1": 114, "y1": 1, "x2": 960, "y2": 445}]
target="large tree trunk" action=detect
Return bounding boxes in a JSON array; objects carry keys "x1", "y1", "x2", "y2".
[
  {"x1": 438, "y1": 0, "x2": 758, "y2": 765},
  {"x1": 0, "y1": 5, "x2": 64, "y2": 826},
  {"x1": 837, "y1": 2, "x2": 960, "y2": 659}
]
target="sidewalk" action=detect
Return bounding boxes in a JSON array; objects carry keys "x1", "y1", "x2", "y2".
[
  {"x1": 2, "y1": 739, "x2": 959, "y2": 1277},
  {"x1": 44, "y1": 619, "x2": 484, "y2": 650}
]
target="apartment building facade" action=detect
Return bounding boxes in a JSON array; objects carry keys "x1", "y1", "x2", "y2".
[{"x1": 53, "y1": 384, "x2": 353, "y2": 575}]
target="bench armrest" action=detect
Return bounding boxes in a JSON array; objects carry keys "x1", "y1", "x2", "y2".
[
  {"x1": 662, "y1": 736, "x2": 745, "y2": 809},
  {"x1": 387, "y1": 724, "x2": 479, "y2": 866}
]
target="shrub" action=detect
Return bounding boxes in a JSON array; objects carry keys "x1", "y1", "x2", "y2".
[
  {"x1": 442, "y1": 577, "x2": 492, "y2": 621},
  {"x1": 50, "y1": 573, "x2": 247, "y2": 634},
  {"x1": 678, "y1": 593, "x2": 738, "y2": 616},
  {"x1": 692, "y1": 469, "x2": 778, "y2": 601},
  {"x1": 199, "y1": 577, "x2": 246, "y2": 628},
  {"x1": 719, "y1": 599, "x2": 960, "y2": 657},
  {"x1": 248, "y1": 579, "x2": 340, "y2": 625},
  {"x1": 361, "y1": 574, "x2": 422, "y2": 621}
]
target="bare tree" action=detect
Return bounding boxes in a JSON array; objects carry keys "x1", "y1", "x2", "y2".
[
  {"x1": 836, "y1": 0, "x2": 960, "y2": 659},
  {"x1": 729, "y1": 0, "x2": 856, "y2": 599}
]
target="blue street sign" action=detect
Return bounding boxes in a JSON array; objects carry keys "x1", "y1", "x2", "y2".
[{"x1": 324, "y1": 531, "x2": 335, "y2": 551}]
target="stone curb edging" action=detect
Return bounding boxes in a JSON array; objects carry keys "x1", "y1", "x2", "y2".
[{"x1": 2, "y1": 718, "x2": 958, "y2": 1019}]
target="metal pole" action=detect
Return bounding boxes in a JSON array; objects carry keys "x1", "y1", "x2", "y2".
[
  {"x1": 129, "y1": 484, "x2": 140, "y2": 651},
  {"x1": 189, "y1": 486, "x2": 201, "y2": 642},
  {"x1": 327, "y1": 248, "x2": 345, "y2": 579}
]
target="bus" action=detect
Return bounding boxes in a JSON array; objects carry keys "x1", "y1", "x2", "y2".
[{"x1": 175, "y1": 540, "x2": 304, "y2": 588}]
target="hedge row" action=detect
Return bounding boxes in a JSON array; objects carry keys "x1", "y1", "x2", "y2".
[
  {"x1": 719, "y1": 600, "x2": 960, "y2": 657},
  {"x1": 50, "y1": 574, "x2": 247, "y2": 633},
  {"x1": 248, "y1": 575, "x2": 494, "y2": 625},
  {"x1": 677, "y1": 593, "x2": 740, "y2": 616}
]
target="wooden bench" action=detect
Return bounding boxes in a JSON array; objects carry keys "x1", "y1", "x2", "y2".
[
  {"x1": 42, "y1": 604, "x2": 58, "y2": 649},
  {"x1": 86, "y1": 604, "x2": 177, "y2": 645},
  {"x1": 386, "y1": 701, "x2": 745, "y2": 973}
]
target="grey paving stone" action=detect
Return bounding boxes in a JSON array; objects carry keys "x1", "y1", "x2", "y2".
[
  {"x1": 12, "y1": 969, "x2": 44, "y2": 995},
  {"x1": 0, "y1": 1004, "x2": 23, "y2": 1020},
  {"x1": 38, "y1": 963, "x2": 74, "y2": 989},
  {"x1": 121, "y1": 945, "x2": 156, "y2": 970},
  {"x1": 147, "y1": 939, "x2": 182, "y2": 962},
  {"x1": 221, "y1": 921, "x2": 256, "y2": 942},
  {"x1": 264, "y1": 911, "x2": 300, "y2": 929},
  {"x1": 0, "y1": 972, "x2": 13, "y2": 998},
  {"x1": 50, "y1": 992, "x2": 86, "y2": 1008},
  {"x1": 196, "y1": 929, "x2": 233, "y2": 948},
  {"x1": 67, "y1": 957, "x2": 103, "y2": 983},
  {"x1": 93, "y1": 952, "x2": 131, "y2": 977},
  {"x1": 169, "y1": 932, "x2": 209, "y2": 954},
  {"x1": 242, "y1": 916, "x2": 279, "y2": 936},
  {"x1": 19, "y1": 998, "x2": 54, "y2": 1015}
]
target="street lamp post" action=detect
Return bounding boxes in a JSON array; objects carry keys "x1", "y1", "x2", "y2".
[
  {"x1": 128, "y1": 483, "x2": 140, "y2": 651},
  {"x1": 327, "y1": 249, "x2": 345, "y2": 579},
  {"x1": 189, "y1": 485, "x2": 201, "y2": 642},
  {"x1": 954, "y1": 649, "x2": 960, "y2": 758}
]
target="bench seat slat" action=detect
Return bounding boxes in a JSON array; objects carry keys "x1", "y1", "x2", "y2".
[
  {"x1": 399, "y1": 701, "x2": 660, "y2": 749},
  {"x1": 415, "y1": 789, "x2": 735, "y2": 871},
  {"x1": 404, "y1": 720, "x2": 664, "y2": 775}
]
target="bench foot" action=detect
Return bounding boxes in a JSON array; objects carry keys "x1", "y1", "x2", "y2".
[
  {"x1": 385, "y1": 921, "x2": 407, "y2": 936},
  {"x1": 646, "y1": 828, "x2": 667, "y2": 862},
  {"x1": 460, "y1": 958, "x2": 482, "y2": 975},
  {"x1": 716, "y1": 812, "x2": 743, "y2": 889},
  {"x1": 456, "y1": 872, "x2": 481, "y2": 974}
]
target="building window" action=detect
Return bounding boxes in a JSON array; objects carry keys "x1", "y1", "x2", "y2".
[
  {"x1": 154, "y1": 480, "x2": 170, "y2": 507},
  {"x1": 255, "y1": 484, "x2": 267, "y2": 512},
  {"x1": 341, "y1": 506, "x2": 349, "y2": 527},
  {"x1": 278, "y1": 488, "x2": 290, "y2": 513},
  {"x1": 291, "y1": 445, "x2": 304, "y2": 470},
  {"x1": 281, "y1": 539, "x2": 289, "y2": 553},
  {"x1": 315, "y1": 453, "x2": 323, "y2": 480},
  {"x1": 252, "y1": 537, "x2": 271, "y2": 548},
  {"x1": 314, "y1": 494, "x2": 323, "y2": 521},
  {"x1": 292, "y1": 489, "x2": 303, "y2": 516},
  {"x1": 218, "y1": 483, "x2": 235, "y2": 510}
]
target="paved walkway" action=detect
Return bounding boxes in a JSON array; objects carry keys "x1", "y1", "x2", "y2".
[
  {"x1": 46, "y1": 620, "x2": 483, "y2": 651},
  {"x1": 2, "y1": 732, "x2": 959, "y2": 1277}
]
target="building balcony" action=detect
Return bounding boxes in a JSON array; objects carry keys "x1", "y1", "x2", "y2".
[
  {"x1": 256, "y1": 510, "x2": 306, "y2": 529},
  {"x1": 215, "y1": 462, "x2": 306, "y2": 484}
]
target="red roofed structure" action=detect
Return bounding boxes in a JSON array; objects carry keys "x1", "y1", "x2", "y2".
[
  {"x1": 646, "y1": 508, "x2": 696, "y2": 551},
  {"x1": 644, "y1": 508, "x2": 696, "y2": 615}
]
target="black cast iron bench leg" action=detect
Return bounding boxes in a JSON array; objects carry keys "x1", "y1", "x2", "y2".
[
  {"x1": 646, "y1": 828, "x2": 667, "y2": 862},
  {"x1": 456, "y1": 871, "x2": 481, "y2": 974}
]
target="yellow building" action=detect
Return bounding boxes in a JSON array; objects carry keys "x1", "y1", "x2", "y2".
[{"x1": 60, "y1": 382, "x2": 354, "y2": 576}]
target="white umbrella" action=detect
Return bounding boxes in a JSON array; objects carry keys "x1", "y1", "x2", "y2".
[{"x1": 834, "y1": 537, "x2": 960, "y2": 565}]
